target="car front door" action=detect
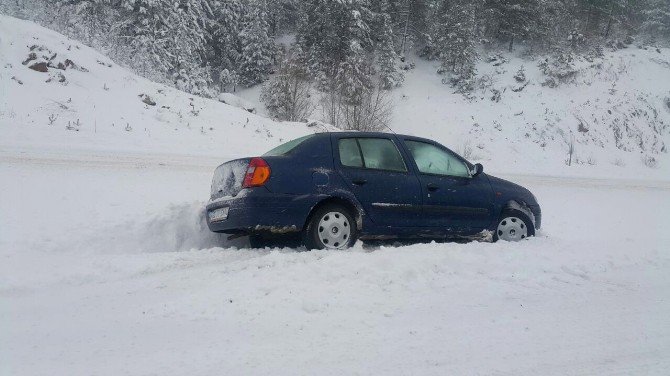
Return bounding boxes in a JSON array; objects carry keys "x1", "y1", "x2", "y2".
[
  {"x1": 401, "y1": 139, "x2": 495, "y2": 234},
  {"x1": 334, "y1": 136, "x2": 423, "y2": 228}
]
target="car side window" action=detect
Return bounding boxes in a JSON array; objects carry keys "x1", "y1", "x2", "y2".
[
  {"x1": 338, "y1": 138, "x2": 407, "y2": 172},
  {"x1": 339, "y1": 138, "x2": 364, "y2": 168},
  {"x1": 405, "y1": 140, "x2": 470, "y2": 178}
]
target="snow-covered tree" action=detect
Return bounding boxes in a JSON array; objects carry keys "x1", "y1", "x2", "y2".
[
  {"x1": 377, "y1": 12, "x2": 404, "y2": 89},
  {"x1": 641, "y1": 0, "x2": 670, "y2": 41},
  {"x1": 431, "y1": 0, "x2": 478, "y2": 91},
  {"x1": 51, "y1": 0, "x2": 116, "y2": 45},
  {"x1": 206, "y1": 0, "x2": 243, "y2": 72},
  {"x1": 488, "y1": 0, "x2": 542, "y2": 51},
  {"x1": 298, "y1": 0, "x2": 374, "y2": 88},
  {"x1": 219, "y1": 68, "x2": 240, "y2": 93},
  {"x1": 336, "y1": 40, "x2": 374, "y2": 106},
  {"x1": 261, "y1": 46, "x2": 315, "y2": 121},
  {"x1": 238, "y1": 0, "x2": 274, "y2": 86}
]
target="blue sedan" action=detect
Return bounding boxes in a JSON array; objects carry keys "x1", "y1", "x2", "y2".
[{"x1": 206, "y1": 132, "x2": 541, "y2": 249}]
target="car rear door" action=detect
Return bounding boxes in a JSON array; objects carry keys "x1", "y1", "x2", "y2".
[
  {"x1": 333, "y1": 135, "x2": 423, "y2": 228},
  {"x1": 401, "y1": 138, "x2": 495, "y2": 234}
]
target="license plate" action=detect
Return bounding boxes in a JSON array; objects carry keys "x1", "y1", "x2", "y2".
[{"x1": 208, "y1": 207, "x2": 229, "y2": 222}]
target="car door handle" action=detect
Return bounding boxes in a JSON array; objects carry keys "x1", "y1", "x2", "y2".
[
  {"x1": 427, "y1": 183, "x2": 439, "y2": 192},
  {"x1": 352, "y1": 178, "x2": 367, "y2": 186}
]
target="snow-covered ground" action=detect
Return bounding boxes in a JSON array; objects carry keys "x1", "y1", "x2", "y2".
[
  {"x1": 2, "y1": 153, "x2": 670, "y2": 375},
  {"x1": 2, "y1": 15, "x2": 670, "y2": 376}
]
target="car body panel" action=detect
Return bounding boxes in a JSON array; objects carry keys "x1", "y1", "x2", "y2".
[
  {"x1": 396, "y1": 135, "x2": 496, "y2": 233},
  {"x1": 330, "y1": 133, "x2": 424, "y2": 227}
]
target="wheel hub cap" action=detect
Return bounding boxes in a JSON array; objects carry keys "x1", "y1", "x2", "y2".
[
  {"x1": 318, "y1": 211, "x2": 350, "y2": 249},
  {"x1": 497, "y1": 216, "x2": 528, "y2": 241}
]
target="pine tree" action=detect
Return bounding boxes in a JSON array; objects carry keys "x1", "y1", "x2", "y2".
[
  {"x1": 297, "y1": 0, "x2": 374, "y2": 89},
  {"x1": 261, "y1": 46, "x2": 314, "y2": 121},
  {"x1": 382, "y1": 0, "x2": 429, "y2": 56},
  {"x1": 116, "y1": 0, "x2": 209, "y2": 85},
  {"x1": 431, "y1": 0, "x2": 477, "y2": 91},
  {"x1": 641, "y1": 0, "x2": 670, "y2": 41},
  {"x1": 337, "y1": 40, "x2": 374, "y2": 105},
  {"x1": 377, "y1": 12, "x2": 404, "y2": 89},
  {"x1": 206, "y1": 0, "x2": 243, "y2": 71},
  {"x1": 51, "y1": 0, "x2": 115, "y2": 45},
  {"x1": 219, "y1": 68, "x2": 240, "y2": 92},
  {"x1": 490, "y1": 0, "x2": 542, "y2": 51},
  {"x1": 238, "y1": 0, "x2": 274, "y2": 86}
]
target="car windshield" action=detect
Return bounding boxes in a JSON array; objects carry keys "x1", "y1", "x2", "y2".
[{"x1": 263, "y1": 134, "x2": 315, "y2": 156}]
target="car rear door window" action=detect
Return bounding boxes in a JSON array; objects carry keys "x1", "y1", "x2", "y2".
[
  {"x1": 339, "y1": 138, "x2": 364, "y2": 168},
  {"x1": 405, "y1": 140, "x2": 470, "y2": 178},
  {"x1": 338, "y1": 138, "x2": 407, "y2": 172}
]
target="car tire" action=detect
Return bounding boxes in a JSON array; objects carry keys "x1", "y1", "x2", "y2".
[
  {"x1": 303, "y1": 204, "x2": 358, "y2": 250},
  {"x1": 493, "y1": 208, "x2": 535, "y2": 242}
]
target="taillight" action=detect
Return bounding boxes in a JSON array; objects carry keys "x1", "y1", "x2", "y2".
[{"x1": 242, "y1": 157, "x2": 271, "y2": 188}]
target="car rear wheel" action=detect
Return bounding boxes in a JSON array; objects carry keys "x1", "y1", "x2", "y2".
[
  {"x1": 304, "y1": 204, "x2": 358, "y2": 250},
  {"x1": 494, "y1": 209, "x2": 535, "y2": 242}
]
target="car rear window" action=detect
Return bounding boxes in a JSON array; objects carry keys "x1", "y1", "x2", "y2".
[
  {"x1": 264, "y1": 134, "x2": 315, "y2": 156},
  {"x1": 338, "y1": 138, "x2": 407, "y2": 172}
]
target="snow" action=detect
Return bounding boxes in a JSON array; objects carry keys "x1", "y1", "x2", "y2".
[
  {"x1": 210, "y1": 159, "x2": 250, "y2": 197},
  {"x1": 2, "y1": 155, "x2": 670, "y2": 375},
  {"x1": 389, "y1": 51, "x2": 670, "y2": 179},
  {"x1": 0, "y1": 14, "x2": 315, "y2": 159},
  {"x1": 218, "y1": 92, "x2": 257, "y2": 113},
  {"x1": 2, "y1": 15, "x2": 670, "y2": 376}
]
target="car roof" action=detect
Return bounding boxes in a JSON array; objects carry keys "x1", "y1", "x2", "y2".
[{"x1": 322, "y1": 131, "x2": 427, "y2": 141}]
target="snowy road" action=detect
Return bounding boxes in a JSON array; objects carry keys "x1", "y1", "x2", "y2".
[{"x1": 2, "y1": 152, "x2": 670, "y2": 375}]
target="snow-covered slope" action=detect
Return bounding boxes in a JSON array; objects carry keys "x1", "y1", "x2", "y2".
[
  {"x1": 0, "y1": 14, "x2": 319, "y2": 160},
  {"x1": 390, "y1": 50, "x2": 670, "y2": 178}
]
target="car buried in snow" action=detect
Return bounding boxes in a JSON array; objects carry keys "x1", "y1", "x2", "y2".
[{"x1": 206, "y1": 132, "x2": 541, "y2": 249}]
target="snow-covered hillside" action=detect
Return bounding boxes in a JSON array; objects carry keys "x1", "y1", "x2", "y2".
[
  {"x1": 0, "y1": 14, "x2": 319, "y2": 160},
  {"x1": 2, "y1": 15, "x2": 670, "y2": 376},
  {"x1": 386, "y1": 50, "x2": 670, "y2": 177}
]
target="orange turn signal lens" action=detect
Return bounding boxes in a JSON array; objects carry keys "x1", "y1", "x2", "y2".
[{"x1": 242, "y1": 158, "x2": 271, "y2": 188}]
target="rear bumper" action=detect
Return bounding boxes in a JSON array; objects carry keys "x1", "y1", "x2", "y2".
[{"x1": 206, "y1": 188, "x2": 318, "y2": 234}]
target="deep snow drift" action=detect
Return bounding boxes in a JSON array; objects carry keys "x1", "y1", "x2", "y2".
[{"x1": 2, "y1": 15, "x2": 670, "y2": 376}]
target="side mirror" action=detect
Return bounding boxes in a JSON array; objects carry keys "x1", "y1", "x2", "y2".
[{"x1": 471, "y1": 163, "x2": 484, "y2": 177}]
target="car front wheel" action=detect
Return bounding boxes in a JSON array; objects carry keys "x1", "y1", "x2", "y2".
[
  {"x1": 304, "y1": 204, "x2": 358, "y2": 250},
  {"x1": 494, "y1": 209, "x2": 535, "y2": 242}
]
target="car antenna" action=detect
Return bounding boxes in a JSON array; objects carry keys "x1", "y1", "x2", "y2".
[{"x1": 384, "y1": 123, "x2": 397, "y2": 134}]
